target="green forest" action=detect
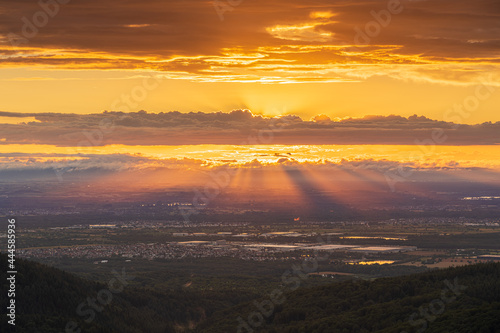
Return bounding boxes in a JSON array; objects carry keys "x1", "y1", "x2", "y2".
[{"x1": 1, "y1": 253, "x2": 499, "y2": 333}]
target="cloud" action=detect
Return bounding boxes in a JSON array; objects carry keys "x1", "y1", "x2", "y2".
[
  {"x1": 0, "y1": 110, "x2": 499, "y2": 146},
  {"x1": 2, "y1": 150, "x2": 499, "y2": 194},
  {"x1": 0, "y1": 152, "x2": 207, "y2": 171},
  {"x1": 0, "y1": 150, "x2": 483, "y2": 173},
  {"x1": 266, "y1": 12, "x2": 337, "y2": 42},
  {"x1": 0, "y1": 0, "x2": 499, "y2": 85}
]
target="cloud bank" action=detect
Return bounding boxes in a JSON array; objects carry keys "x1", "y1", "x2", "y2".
[{"x1": 0, "y1": 110, "x2": 499, "y2": 146}]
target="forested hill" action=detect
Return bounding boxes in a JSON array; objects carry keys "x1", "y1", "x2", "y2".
[
  {"x1": 1, "y1": 253, "x2": 499, "y2": 333},
  {"x1": 197, "y1": 262, "x2": 500, "y2": 333},
  {"x1": 0, "y1": 253, "x2": 218, "y2": 333}
]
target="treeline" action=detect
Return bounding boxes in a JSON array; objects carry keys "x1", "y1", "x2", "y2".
[
  {"x1": 197, "y1": 262, "x2": 500, "y2": 333},
  {"x1": 0, "y1": 253, "x2": 250, "y2": 333},
  {"x1": 1, "y1": 252, "x2": 499, "y2": 333}
]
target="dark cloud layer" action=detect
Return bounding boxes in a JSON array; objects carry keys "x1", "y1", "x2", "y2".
[
  {"x1": 0, "y1": 110, "x2": 499, "y2": 145},
  {"x1": 0, "y1": 0, "x2": 499, "y2": 84},
  {"x1": 0, "y1": 0, "x2": 497, "y2": 57}
]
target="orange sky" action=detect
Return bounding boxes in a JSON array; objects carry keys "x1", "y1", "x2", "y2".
[
  {"x1": 2, "y1": 144, "x2": 500, "y2": 169},
  {"x1": 0, "y1": 0, "x2": 499, "y2": 122},
  {"x1": 1, "y1": 0, "x2": 500, "y2": 190}
]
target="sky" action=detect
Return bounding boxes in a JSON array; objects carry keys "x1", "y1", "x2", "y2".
[
  {"x1": 0, "y1": 0, "x2": 499, "y2": 120},
  {"x1": 0, "y1": 0, "x2": 500, "y2": 195}
]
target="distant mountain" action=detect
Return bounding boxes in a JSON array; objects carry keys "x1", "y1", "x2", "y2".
[{"x1": 197, "y1": 263, "x2": 500, "y2": 333}]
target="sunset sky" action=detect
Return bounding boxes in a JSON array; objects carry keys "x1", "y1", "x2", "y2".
[
  {"x1": 0, "y1": 0, "x2": 499, "y2": 119},
  {"x1": 1, "y1": 0, "x2": 499, "y2": 192}
]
